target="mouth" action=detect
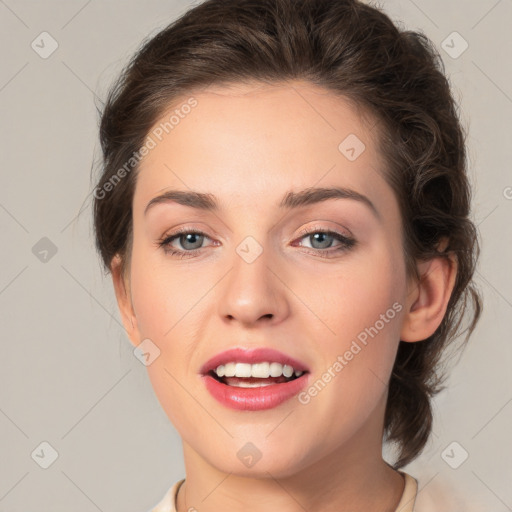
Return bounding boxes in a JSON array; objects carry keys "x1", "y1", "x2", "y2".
[{"x1": 200, "y1": 348, "x2": 310, "y2": 410}]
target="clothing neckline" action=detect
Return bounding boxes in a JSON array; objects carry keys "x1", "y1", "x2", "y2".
[{"x1": 159, "y1": 470, "x2": 418, "y2": 512}]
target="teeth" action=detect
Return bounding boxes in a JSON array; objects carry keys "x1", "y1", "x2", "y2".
[
  {"x1": 223, "y1": 363, "x2": 236, "y2": 377},
  {"x1": 213, "y1": 362, "x2": 304, "y2": 379},
  {"x1": 233, "y1": 380, "x2": 274, "y2": 388},
  {"x1": 282, "y1": 365, "x2": 294, "y2": 378},
  {"x1": 251, "y1": 362, "x2": 270, "y2": 378},
  {"x1": 269, "y1": 362, "x2": 283, "y2": 377},
  {"x1": 235, "y1": 362, "x2": 252, "y2": 378}
]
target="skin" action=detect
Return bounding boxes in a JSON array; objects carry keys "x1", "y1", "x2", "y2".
[{"x1": 111, "y1": 80, "x2": 457, "y2": 512}]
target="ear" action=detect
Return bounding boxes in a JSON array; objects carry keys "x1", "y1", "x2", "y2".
[
  {"x1": 400, "y1": 240, "x2": 458, "y2": 343},
  {"x1": 111, "y1": 254, "x2": 141, "y2": 347}
]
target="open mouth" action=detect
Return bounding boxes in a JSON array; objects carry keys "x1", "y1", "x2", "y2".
[
  {"x1": 202, "y1": 360, "x2": 310, "y2": 410},
  {"x1": 200, "y1": 349, "x2": 311, "y2": 410}
]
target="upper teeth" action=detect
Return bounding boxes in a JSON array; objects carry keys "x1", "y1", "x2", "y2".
[{"x1": 214, "y1": 362, "x2": 303, "y2": 379}]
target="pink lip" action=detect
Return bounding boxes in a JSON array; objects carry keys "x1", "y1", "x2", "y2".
[
  {"x1": 202, "y1": 373, "x2": 309, "y2": 411},
  {"x1": 199, "y1": 347, "x2": 310, "y2": 411},
  {"x1": 200, "y1": 347, "x2": 310, "y2": 374}
]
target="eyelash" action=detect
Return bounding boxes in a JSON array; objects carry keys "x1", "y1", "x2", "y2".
[{"x1": 157, "y1": 226, "x2": 356, "y2": 259}]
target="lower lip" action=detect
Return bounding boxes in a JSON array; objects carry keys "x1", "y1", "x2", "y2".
[{"x1": 202, "y1": 374, "x2": 309, "y2": 411}]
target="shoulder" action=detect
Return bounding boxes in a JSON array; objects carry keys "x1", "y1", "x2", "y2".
[
  {"x1": 407, "y1": 470, "x2": 488, "y2": 512},
  {"x1": 148, "y1": 479, "x2": 185, "y2": 512},
  {"x1": 394, "y1": 471, "x2": 417, "y2": 512}
]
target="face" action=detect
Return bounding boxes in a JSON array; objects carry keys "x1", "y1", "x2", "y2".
[{"x1": 120, "y1": 80, "x2": 411, "y2": 477}]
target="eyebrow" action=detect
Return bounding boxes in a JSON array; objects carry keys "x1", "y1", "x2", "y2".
[{"x1": 144, "y1": 186, "x2": 380, "y2": 219}]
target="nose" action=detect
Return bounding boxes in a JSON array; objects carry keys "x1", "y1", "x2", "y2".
[{"x1": 217, "y1": 243, "x2": 290, "y2": 327}]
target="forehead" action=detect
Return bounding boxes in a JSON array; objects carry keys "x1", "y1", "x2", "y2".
[{"x1": 134, "y1": 80, "x2": 389, "y2": 213}]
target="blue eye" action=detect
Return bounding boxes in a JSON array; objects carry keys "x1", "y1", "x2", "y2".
[
  {"x1": 169, "y1": 232, "x2": 205, "y2": 251},
  {"x1": 157, "y1": 228, "x2": 211, "y2": 258},
  {"x1": 293, "y1": 227, "x2": 356, "y2": 258}
]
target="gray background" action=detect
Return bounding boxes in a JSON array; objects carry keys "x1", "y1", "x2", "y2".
[{"x1": 1, "y1": 0, "x2": 511, "y2": 510}]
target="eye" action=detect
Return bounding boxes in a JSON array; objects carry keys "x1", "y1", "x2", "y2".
[
  {"x1": 293, "y1": 227, "x2": 356, "y2": 258},
  {"x1": 157, "y1": 228, "x2": 213, "y2": 258}
]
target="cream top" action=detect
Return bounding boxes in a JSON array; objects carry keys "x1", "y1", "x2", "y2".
[
  {"x1": 149, "y1": 468, "x2": 489, "y2": 511},
  {"x1": 150, "y1": 471, "x2": 419, "y2": 512}
]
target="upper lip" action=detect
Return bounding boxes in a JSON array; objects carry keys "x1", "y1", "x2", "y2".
[{"x1": 200, "y1": 347, "x2": 310, "y2": 375}]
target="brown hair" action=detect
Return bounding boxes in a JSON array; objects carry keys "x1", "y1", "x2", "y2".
[{"x1": 93, "y1": 0, "x2": 482, "y2": 468}]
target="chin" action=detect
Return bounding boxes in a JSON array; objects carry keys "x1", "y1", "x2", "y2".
[{"x1": 198, "y1": 440, "x2": 312, "y2": 479}]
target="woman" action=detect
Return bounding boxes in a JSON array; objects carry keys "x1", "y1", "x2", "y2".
[{"x1": 92, "y1": 0, "x2": 482, "y2": 510}]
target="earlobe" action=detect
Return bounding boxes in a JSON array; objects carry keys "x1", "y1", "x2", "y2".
[
  {"x1": 110, "y1": 254, "x2": 140, "y2": 347},
  {"x1": 400, "y1": 249, "x2": 458, "y2": 343}
]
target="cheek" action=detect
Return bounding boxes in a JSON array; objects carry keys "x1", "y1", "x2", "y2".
[
  {"x1": 129, "y1": 245, "x2": 200, "y2": 339},
  {"x1": 293, "y1": 245, "x2": 405, "y2": 349},
  {"x1": 295, "y1": 246, "x2": 405, "y2": 409},
  {"x1": 127, "y1": 245, "x2": 209, "y2": 404},
  {"x1": 129, "y1": 267, "x2": 206, "y2": 436},
  {"x1": 130, "y1": 275, "x2": 169, "y2": 338}
]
